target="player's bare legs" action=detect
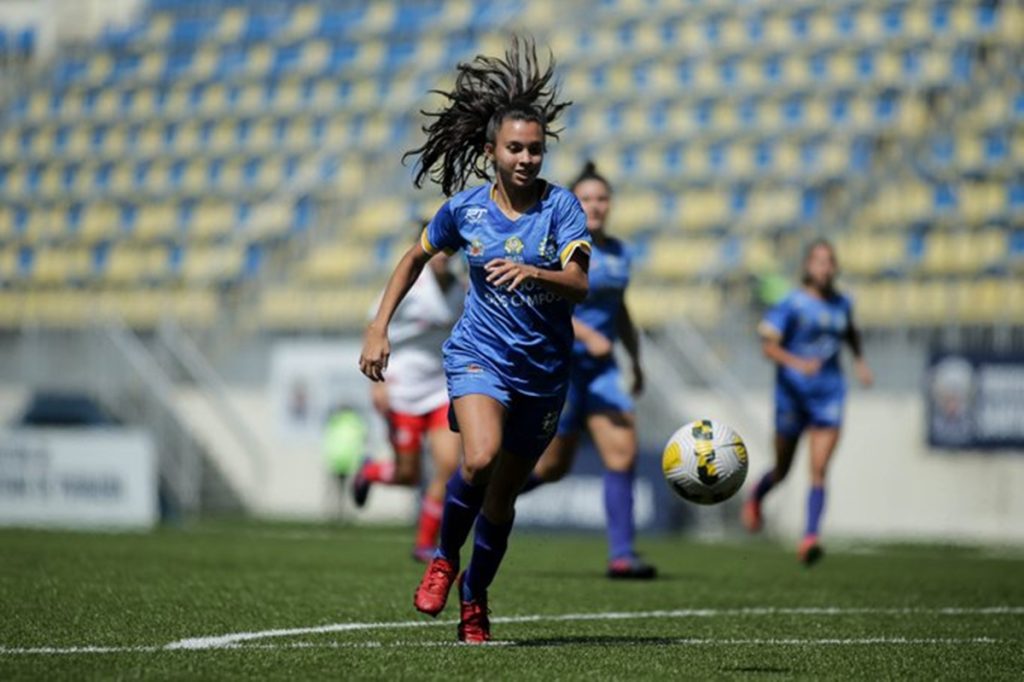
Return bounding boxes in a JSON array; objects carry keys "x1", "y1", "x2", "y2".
[
  {"x1": 415, "y1": 395, "x2": 502, "y2": 617},
  {"x1": 744, "y1": 433, "x2": 800, "y2": 533},
  {"x1": 799, "y1": 427, "x2": 841, "y2": 565},
  {"x1": 531, "y1": 432, "x2": 580, "y2": 483}
]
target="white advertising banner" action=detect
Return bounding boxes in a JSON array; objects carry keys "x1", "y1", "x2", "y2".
[{"x1": 0, "y1": 429, "x2": 158, "y2": 529}]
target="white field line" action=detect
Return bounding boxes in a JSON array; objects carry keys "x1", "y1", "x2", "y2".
[{"x1": 1, "y1": 606, "x2": 1020, "y2": 656}]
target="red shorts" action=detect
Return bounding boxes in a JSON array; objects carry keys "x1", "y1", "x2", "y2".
[{"x1": 387, "y1": 403, "x2": 450, "y2": 456}]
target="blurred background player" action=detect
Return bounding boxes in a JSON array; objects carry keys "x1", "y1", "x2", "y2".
[
  {"x1": 360, "y1": 37, "x2": 589, "y2": 643},
  {"x1": 352, "y1": 232, "x2": 463, "y2": 562},
  {"x1": 520, "y1": 160, "x2": 655, "y2": 580},
  {"x1": 743, "y1": 240, "x2": 874, "y2": 565}
]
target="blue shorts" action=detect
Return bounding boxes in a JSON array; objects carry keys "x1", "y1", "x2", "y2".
[
  {"x1": 775, "y1": 383, "x2": 845, "y2": 438},
  {"x1": 446, "y1": 354, "x2": 566, "y2": 461},
  {"x1": 558, "y1": 356, "x2": 634, "y2": 436}
]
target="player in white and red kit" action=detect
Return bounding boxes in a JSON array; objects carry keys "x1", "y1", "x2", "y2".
[{"x1": 353, "y1": 245, "x2": 464, "y2": 562}]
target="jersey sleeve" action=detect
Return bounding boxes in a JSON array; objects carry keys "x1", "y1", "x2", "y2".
[
  {"x1": 758, "y1": 296, "x2": 793, "y2": 340},
  {"x1": 555, "y1": 192, "x2": 592, "y2": 268},
  {"x1": 420, "y1": 201, "x2": 461, "y2": 256}
]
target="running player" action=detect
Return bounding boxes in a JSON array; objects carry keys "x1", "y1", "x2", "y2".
[
  {"x1": 359, "y1": 37, "x2": 589, "y2": 643},
  {"x1": 352, "y1": 235, "x2": 463, "y2": 563},
  {"x1": 519, "y1": 161, "x2": 655, "y2": 580},
  {"x1": 742, "y1": 239, "x2": 874, "y2": 565}
]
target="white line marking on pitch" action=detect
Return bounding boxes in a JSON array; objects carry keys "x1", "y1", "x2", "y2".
[{"x1": 1, "y1": 606, "x2": 1020, "y2": 656}]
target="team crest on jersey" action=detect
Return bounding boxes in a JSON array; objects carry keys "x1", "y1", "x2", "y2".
[
  {"x1": 504, "y1": 236, "x2": 525, "y2": 262},
  {"x1": 468, "y1": 239, "x2": 485, "y2": 257},
  {"x1": 465, "y1": 207, "x2": 487, "y2": 224},
  {"x1": 537, "y1": 234, "x2": 558, "y2": 261}
]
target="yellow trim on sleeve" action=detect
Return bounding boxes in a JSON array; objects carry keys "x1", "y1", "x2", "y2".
[
  {"x1": 420, "y1": 228, "x2": 439, "y2": 255},
  {"x1": 560, "y1": 240, "x2": 592, "y2": 268},
  {"x1": 757, "y1": 320, "x2": 782, "y2": 339}
]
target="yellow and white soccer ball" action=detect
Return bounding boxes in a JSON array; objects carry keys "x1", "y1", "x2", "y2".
[{"x1": 662, "y1": 419, "x2": 749, "y2": 505}]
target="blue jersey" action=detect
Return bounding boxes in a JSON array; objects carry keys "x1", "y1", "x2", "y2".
[
  {"x1": 421, "y1": 182, "x2": 591, "y2": 397},
  {"x1": 759, "y1": 288, "x2": 853, "y2": 396},
  {"x1": 572, "y1": 237, "x2": 631, "y2": 354}
]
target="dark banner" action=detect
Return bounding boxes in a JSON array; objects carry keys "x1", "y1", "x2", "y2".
[{"x1": 927, "y1": 351, "x2": 1024, "y2": 450}]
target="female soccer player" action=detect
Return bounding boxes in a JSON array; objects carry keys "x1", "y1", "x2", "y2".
[
  {"x1": 359, "y1": 37, "x2": 589, "y2": 643},
  {"x1": 352, "y1": 241, "x2": 463, "y2": 563},
  {"x1": 742, "y1": 239, "x2": 873, "y2": 565},
  {"x1": 519, "y1": 161, "x2": 655, "y2": 580}
]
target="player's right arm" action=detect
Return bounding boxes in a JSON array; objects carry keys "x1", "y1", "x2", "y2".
[{"x1": 360, "y1": 243, "x2": 432, "y2": 382}]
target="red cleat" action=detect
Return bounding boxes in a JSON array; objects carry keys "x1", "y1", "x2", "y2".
[
  {"x1": 413, "y1": 556, "x2": 457, "y2": 617},
  {"x1": 456, "y1": 573, "x2": 490, "y2": 644},
  {"x1": 798, "y1": 535, "x2": 824, "y2": 566},
  {"x1": 742, "y1": 498, "x2": 763, "y2": 534}
]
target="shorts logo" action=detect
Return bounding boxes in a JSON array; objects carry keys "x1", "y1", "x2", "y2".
[
  {"x1": 465, "y1": 207, "x2": 487, "y2": 224},
  {"x1": 468, "y1": 239, "x2": 485, "y2": 257},
  {"x1": 504, "y1": 236, "x2": 525, "y2": 261},
  {"x1": 540, "y1": 409, "x2": 560, "y2": 437}
]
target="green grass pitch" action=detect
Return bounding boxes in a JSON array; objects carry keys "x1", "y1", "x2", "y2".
[{"x1": 2, "y1": 520, "x2": 1022, "y2": 680}]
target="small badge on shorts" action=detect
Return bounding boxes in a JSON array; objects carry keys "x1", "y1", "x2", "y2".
[{"x1": 540, "y1": 409, "x2": 559, "y2": 437}]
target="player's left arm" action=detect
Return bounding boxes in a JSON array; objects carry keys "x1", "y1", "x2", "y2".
[
  {"x1": 616, "y1": 300, "x2": 644, "y2": 396},
  {"x1": 844, "y1": 303, "x2": 874, "y2": 388},
  {"x1": 485, "y1": 249, "x2": 590, "y2": 303}
]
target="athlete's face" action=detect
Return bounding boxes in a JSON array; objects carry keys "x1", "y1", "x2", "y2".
[
  {"x1": 804, "y1": 244, "x2": 837, "y2": 290},
  {"x1": 487, "y1": 119, "x2": 545, "y2": 190},
  {"x1": 574, "y1": 178, "x2": 611, "y2": 233}
]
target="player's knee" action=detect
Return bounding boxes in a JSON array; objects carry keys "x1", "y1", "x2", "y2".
[
  {"x1": 393, "y1": 458, "x2": 420, "y2": 485},
  {"x1": 602, "y1": 447, "x2": 635, "y2": 473},
  {"x1": 460, "y1": 443, "x2": 499, "y2": 483}
]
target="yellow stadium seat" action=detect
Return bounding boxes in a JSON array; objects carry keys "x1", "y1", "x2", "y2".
[
  {"x1": 201, "y1": 84, "x2": 229, "y2": 115},
  {"x1": 303, "y1": 243, "x2": 371, "y2": 282},
  {"x1": 350, "y1": 200, "x2": 409, "y2": 238},
  {"x1": 960, "y1": 183, "x2": 1005, "y2": 224},
  {"x1": 247, "y1": 44, "x2": 273, "y2": 76},
  {"x1": 175, "y1": 122, "x2": 200, "y2": 154},
  {"x1": 0, "y1": 207, "x2": 13, "y2": 240},
  {"x1": 93, "y1": 90, "x2": 119, "y2": 119},
  {"x1": 191, "y1": 48, "x2": 219, "y2": 80},
  {"x1": 275, "y1": 79, "x2": 303, "y2": 112},
  {"x1": 105, "y1": 127, "x2": 127, "y2": 156},
  {"x1": 192, "y1": 203, "x2": 234, "y2": 241},
  {"x1": 235, "y1": 85, "x2": 264, "y2": 115},
  {"x1": 0, "y1": 128, "x2": 18, "y2": 157},
  {"x1": 763, "y1": 15, "x2": 789, "y2": 47},
  {"x1": 208, "y1": 120, "x2": 236, "y2": 154},
  {"x1": 217, "y1": 160, "x2": 244, "y2": 193},
  {"x1": 353, "y1": 41, "x2": 385, "y2": 71},
  {"x1": 105, "y1": 247, "x2": 159, "y2": 284},
  {"x1": 301, "y1": 40, "x2": 330, "y2": 74},
  {"x1": 245, "y1": 201, "x2": 292, "y2": 240},
  {"x1": 163, "y1": 86, "x2": 190, "y2": 116},
  {"x1": 138, "y1": 53, "x2": 165, "y2": 81},
  {"x1": 182, "y1": 246, "x2": 243, "y2": 283},
  {"x1": 903, "y1": 6, "x2": 930, "y2": 39},
  {"x1": 217, "y1": 8, "x2": 247, "y2": 42},
  {"x1": 334, "y1": 157, "x2": 367, "y2": 198},
  {"x1": 285, "y1": 4, "x2": 320, "y2": 40},
  {"x1": 181, "y1": 160, "x2": 208, "y2": 194},
  {"x1": 136, "y1": 125, "x2": 163, "y2": 156},
  {"x1": 174, "y1": 289, "x2": 218, "y2": 328},
  {"x1": 135, "y1": 204, "x2": 177, "y2": 241},
  {"x1": 147, "y1": 12, "x2": 172, "y2": 43},
  {"x1": 612, "y1": 192, "x2": 662, "y2": 235},
  {"x1": 362, "y1": 1, "x2": 396, "y2": 31},
  {"x1": 309, "y1": 80, "x2": 337, "y2": 111},
  {"x1": 438, "y1": 0, "x2": 471, "y2": 28},
  {"x1": 110, "y1": 163, "x2": 134, "y2": 194},
  {"x1": 646, "y1": 239, "x2": 720, "y2": 280},
  {"x1": 87, "y1": 54, "x2": 112, "y2": 84},
  {"x1": 676, "y1": 189, "x2": 728, "y2": 230},
  {"x1": 80, "y1": 201, "x2": 120, "y2": 241},
  {"x1": 901, "y1": 280, "x2": 949, "y2": 326}
]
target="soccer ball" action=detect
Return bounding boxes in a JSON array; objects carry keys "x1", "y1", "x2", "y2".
[{"x1": 662, "y1": 419, "x2": 749, "y2": 505}]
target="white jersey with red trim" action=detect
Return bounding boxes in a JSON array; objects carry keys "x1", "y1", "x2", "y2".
[{"x1": 375, "y1": 267, "x2": 463, "y2": 415}]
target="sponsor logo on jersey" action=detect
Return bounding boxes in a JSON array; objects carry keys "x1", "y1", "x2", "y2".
[
  {"x1": 468, "y1": 239, "x2": 485, "y2": 257},
  {"x1": 465, "y1": 207, "x2": 487, "y2": 224}
]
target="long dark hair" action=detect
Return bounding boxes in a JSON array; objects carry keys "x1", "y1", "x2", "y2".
[
  {"x1": 570, "y1": 160, "x2": 612, "y2": 194},
  {"x1": 801, "y1": 238, "x2": 839, "y2": 292},
  {"x1": 403, "y1": 36, "x2": 571, "y2": 197}
]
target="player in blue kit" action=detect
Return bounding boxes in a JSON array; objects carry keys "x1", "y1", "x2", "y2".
[
  {"x1": 519, "y1": 161, "x2": 655, "y2": 580},
  {"x1": 359, "y1": 37, "x2": 589, "y2": 643},
  {"x1": 742, "y1": 240, "x2": 873, "y2": 565}
]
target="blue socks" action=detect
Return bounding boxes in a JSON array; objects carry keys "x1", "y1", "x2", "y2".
[
  {"x1": 805, "y1": 485, "x2": 825, "y2": 537},
  {"x1": 604, "y1": 469, "x2": 636, "y2": 561},
  {"x1": 753, "y1": 470, "x2": 775, "y2": 503},
  {"x1": 436, "y1": 471, "x2": 485, "y2": 564},
  {"x1": 519, "y1": 473, "x2": 544, "y2": 494},
  {"x1": 462, "y1": 513, "x2": 514, "y2": 601}
]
